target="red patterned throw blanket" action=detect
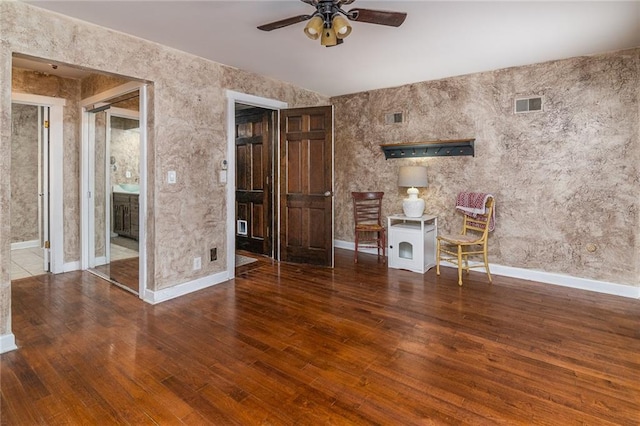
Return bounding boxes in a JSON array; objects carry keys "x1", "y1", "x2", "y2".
[{"x1": 455, "y1": 192, "x2": 495, "y2": 231}]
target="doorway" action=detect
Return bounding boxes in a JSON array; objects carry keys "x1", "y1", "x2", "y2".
[
  {"x1": 10, "y1": 94, "x2": 65, "y2": 279},
  {"x1": 226, "y1": 92, "x2": 286, "y2": 275},
  {"x1": 226, "y1": 91, "x2": 335, "y2": 275},
  {"x1": 234, "y1": 104, "x2": 275, "y2": 265},
  {"x1": 81, "y1": 83, "x2": 147, "y2": 296}
]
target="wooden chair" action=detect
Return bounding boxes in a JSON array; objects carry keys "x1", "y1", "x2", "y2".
[
  {"x1": 436, "y1": 197, "x2": 494, "y2": 285},
  {"x1": 352, "y1": 192, "x2": 386, "y2": 263}
]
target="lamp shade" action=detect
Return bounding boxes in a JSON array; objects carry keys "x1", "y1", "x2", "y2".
[
  {"x1": 332, "y1": 15, "x2": 352, "y2": 39},
  {"x1": 304, "y1": 16, "x2": 324, "y2": 40},
  {"x1": 398, "y1": 166, "x2": 428, "y2": 188}
]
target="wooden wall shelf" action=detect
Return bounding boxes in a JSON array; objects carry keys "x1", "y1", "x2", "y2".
[{"x1": 380, "y1": 139, "x2": 475, "y2": 159}]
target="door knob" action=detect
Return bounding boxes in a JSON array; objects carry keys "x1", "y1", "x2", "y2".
[{"x1": 324, "y1": 191, "x2": 333, "y2": 197}]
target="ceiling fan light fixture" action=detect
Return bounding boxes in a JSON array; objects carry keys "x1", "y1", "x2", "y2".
[
  {"x1": 257, "y1": 0, "x2": 407, "y2": 47},
  {"x1": 332, "y1": 15, "x2": 352, "y2": 39},
  {"x1": 321, "y1": 26, "x2": 338, "y2": 46},
  {"x1": 304, "y1": 15, "x2": 324, "y2": 40}
]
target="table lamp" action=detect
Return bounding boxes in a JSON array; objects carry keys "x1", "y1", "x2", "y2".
[{"x1": 398, "y1": 166, "x2": 428, "y2": 217}]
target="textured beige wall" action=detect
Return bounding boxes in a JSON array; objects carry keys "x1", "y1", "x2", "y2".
[
  {"x1": 0, "y1": 0, "x2": 329, "y2": 338},
  {"x1": 10, "y1": 104, "x2": 39, "y2": 244},
  {"x1": 81, "y1": 74, "x2": 132, "y2": 99},
  {"x1": 110, "y1": 117, "x2": 140, "y2": 186},
  {"x1": 94, "y1": 112, "x2": 107, "y2": 258},
  {"x1": 333, "y1": 49, "x2": 640, "y2": 287}
]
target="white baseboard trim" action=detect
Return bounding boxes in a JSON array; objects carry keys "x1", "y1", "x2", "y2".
[
  {"x1": 62, "y1": 261, "x2": 81, "y2": 273},
  {"x1": 334, "y1": 239, "x2": 381, "y2": 256},
  {"x1": 143, "y1": 270, "x2": 230, "y2": 304},
  {"x1": 335, "y1": 239, "x2": 640, "y2": 299},
  {"x1": 11, "y1": 240, "x2": 39, "y2": 250},
  {"x1": 94, "y1": 256, "x2": 107, "y2": 267},
  {"x1": 487, "y1": 263, "x2": 640, "y2": 299},
  {"x1": 0, "y1": 333, "x2": 18, "y2": 354}
]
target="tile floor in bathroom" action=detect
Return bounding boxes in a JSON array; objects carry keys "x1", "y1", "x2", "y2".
[
  {"x1": 11, "y1": 243, "x2": 138, "y2": 280},
  {"x1": 11, "y1": 247, "x2": 46, "y2": 280}
]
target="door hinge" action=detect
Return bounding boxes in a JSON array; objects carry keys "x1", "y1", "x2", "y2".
[
  {"x1": 44, "y1": 120, "x2": 50, "y2": 129},
  {"x1": 44, "y1": 241, "x2": 50, "y2": 249}
]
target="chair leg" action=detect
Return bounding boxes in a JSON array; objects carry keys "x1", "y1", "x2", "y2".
[
  {"x1": 380, "y1": 231, "x2": 386, "y2": 263},
  {"x1": 354, "y1": 232, "x2": 358, "y2": 263},
  {"x1": 457, "y1": 245, "x2": 463, "y2": 286},
  {"x1": 483, "y1": 244, "x2": 492, "y2": 283},
  {"x1": 436, "y1": 239, "x2": 441, "y2": 276}
]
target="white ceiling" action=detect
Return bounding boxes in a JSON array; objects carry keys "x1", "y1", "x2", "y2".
[{"x1": 24, "y1": 1, "x2": 640, "y2": 97}]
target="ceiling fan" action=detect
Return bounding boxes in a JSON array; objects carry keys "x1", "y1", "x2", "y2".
[{"x1": 257, "y1": 0, "x2": 407, "y2": 47}]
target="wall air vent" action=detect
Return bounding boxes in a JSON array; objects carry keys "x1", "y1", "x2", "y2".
[
  {"x1": 385, "y1": 112, "x2": 404, "y2": 124},
  {"x1": 515, "y1": 96, "x2": 543, "y2": 113}
]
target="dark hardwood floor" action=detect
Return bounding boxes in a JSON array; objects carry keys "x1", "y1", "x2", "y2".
[
  {"x1": 93, "y1": 257, "x2": 139, "y2": 294},
  {"x1": 2, "y1": 249, "x2": 639, "y2": 425}
]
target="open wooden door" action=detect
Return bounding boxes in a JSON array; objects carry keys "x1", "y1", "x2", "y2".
[
  {"x1": 235, "y1": 107, "x2": 273, "y2": 256},
  {"x1": 280, "y1": 106, "x2": 334, "y2": 267}
]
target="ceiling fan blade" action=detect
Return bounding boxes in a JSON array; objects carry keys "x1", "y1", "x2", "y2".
[
  {"x1": 257, "y1": 15, "x2": 312, "y2": 31},
  {"x1": 348, "y1": 8, "x2": 407, "y2": 27}
]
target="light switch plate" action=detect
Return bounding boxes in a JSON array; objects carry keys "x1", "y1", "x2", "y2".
[{"x1": 168, "y1": 170, "x2": 176, "y2": 184}]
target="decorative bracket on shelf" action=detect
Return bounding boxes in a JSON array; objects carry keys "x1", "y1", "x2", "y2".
[{"x1": 380, "y1": 139, "x2": 475, "y2": 159}]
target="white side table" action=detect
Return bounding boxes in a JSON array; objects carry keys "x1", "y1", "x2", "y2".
[{"x1": 387, "y1": 214, "x2": 437, "y2": 274}]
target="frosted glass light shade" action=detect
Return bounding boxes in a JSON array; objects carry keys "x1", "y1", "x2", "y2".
[
  {"x1": 304, "y1": 16, "x2": 324, "y2": 40},
  {"x1": 332, "y1": 15, "x2": 352, "y2": 39}
]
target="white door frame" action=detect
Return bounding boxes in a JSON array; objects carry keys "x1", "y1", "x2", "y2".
[
  {"x1": 80, "y1": 82, "x2": 148, "y2": 298},
  {"x1": 85, "y1": 107, "x2": 103, "y2": 268},
  {"x1": 11, "y1": 93, "x2": 66, "y2": 274},
  {"x1": 39, "y1": 105, "x2": 50, "y2": 271},
  {"x1": 225, "y1": 91, "x2": 287, "y2": 278},
  {"x1": 87, "y1": 106, "x2": 142, "y2": 268}
]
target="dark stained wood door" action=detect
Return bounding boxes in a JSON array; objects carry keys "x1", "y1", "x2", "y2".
[
  {"x1": 280, "y1": 106, "x2": 333, "y2": 267},
  {"x1": 235, "y1": 108, "x2": 273, "y2": 256}
]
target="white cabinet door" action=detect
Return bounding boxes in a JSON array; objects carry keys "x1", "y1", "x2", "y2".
[{"x1": 389, "y1": 224, "x2": 425, "y2": 273}]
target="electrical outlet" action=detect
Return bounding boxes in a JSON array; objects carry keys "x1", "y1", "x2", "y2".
[
  {"x1": 210, "y1": 248, "x2": 217, "y2": 261},
  {"x1": 193, "y1": 257, "x2": 201, "y2": 270}
]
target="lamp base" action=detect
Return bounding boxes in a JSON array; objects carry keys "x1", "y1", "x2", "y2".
[{"x1": 402, "y1": 198, "x2": 425, "y2": 218}]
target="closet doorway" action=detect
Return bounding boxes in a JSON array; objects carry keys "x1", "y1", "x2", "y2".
[{"x1": 81, "y1": 83, "x2": 147, "y2": 296}]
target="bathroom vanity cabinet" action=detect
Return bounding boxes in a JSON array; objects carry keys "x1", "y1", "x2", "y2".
[{"x1": 113, "y1": 193, "x2": 139, "y2": 240}]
